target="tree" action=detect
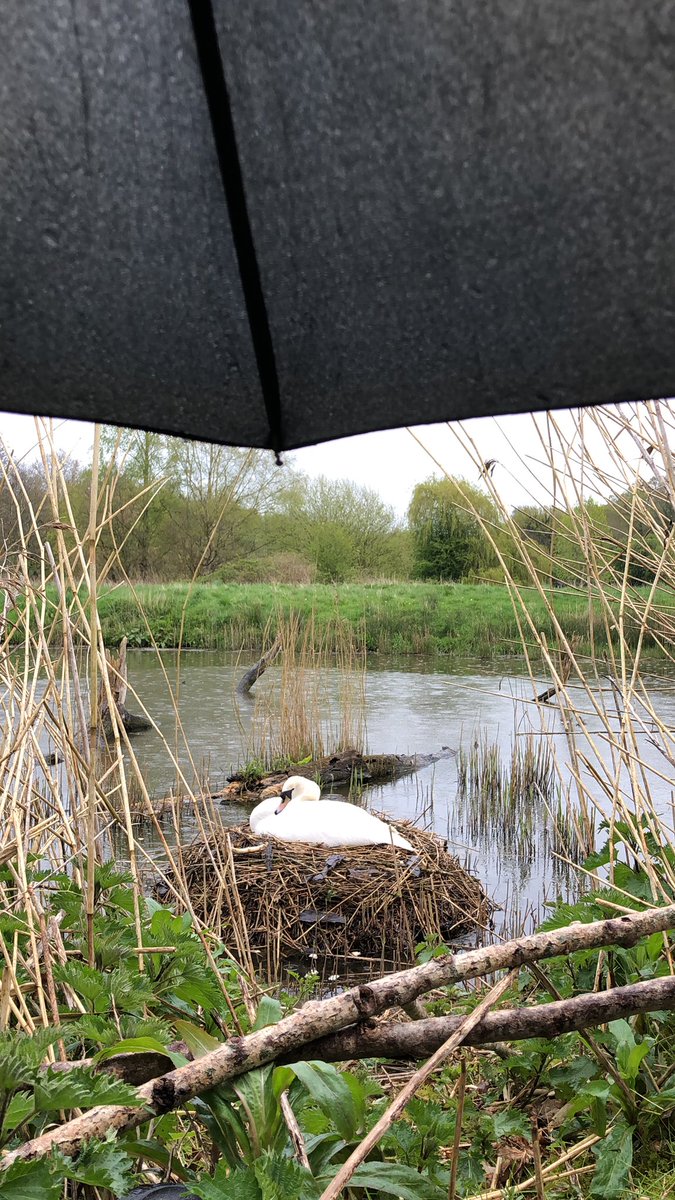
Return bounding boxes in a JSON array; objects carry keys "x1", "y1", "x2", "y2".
[
  {"x1": 167, "y1": 442, "x2": 280, "y2": 576},
  {"x1": 408, "y1": 477, "x2": 499, "y2": 580},
  {"x1": 272, "y1": 475, "x2": 401, "y2": 580},
  {"x1": 606, "y1": 481, "x2": 674, "y2": 584},
  {"x1": 511, "y1": 505, "x2": 553, "y2": 549},
  {"x1": 97, "y1": 428, "x2": 174, "y2": 578}
]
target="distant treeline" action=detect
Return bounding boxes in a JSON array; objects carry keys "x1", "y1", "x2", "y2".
[{"x1": 1, "y1": 428, "x2": 669, "y2": 586}]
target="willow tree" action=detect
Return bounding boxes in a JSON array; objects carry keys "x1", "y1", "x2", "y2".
[{"x1": 408, "y1": 477, "x2": 500, "y2": 580}]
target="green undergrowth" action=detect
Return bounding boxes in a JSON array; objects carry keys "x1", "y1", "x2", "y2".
[
  {"x1": 67, "y1": 581, "x2": 674, "y2": 657},
  {"x1": 0, "y1": 814, "x2": 674, "y2": 1198}
]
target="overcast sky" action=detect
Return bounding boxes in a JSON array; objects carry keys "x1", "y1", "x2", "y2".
[{"x1": 0, "y1": 405, "x2": 638, "y2": 518}]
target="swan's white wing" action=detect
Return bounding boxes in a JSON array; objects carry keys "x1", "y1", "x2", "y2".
[
  {"x1": 312, "y1": 801, "x2": 414, "y2": 849},
  {"x1": 249, "y1": 796, "x2": 280, "y2": 833},
  {"x1": 252, "y1": 797, "x2": 414, "y2": 849}
]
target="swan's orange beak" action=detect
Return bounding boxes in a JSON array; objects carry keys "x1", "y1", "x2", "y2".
[{"x1": 275, "y1": 789, "x2": 293, "y2": 815}]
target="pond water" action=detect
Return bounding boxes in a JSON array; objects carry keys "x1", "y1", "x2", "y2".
[{"x1": 121, "y1": 649, "x2": 675, "y2": 933}]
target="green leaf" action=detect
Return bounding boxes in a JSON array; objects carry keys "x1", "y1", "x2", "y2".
[
  {"x1": 548, "y1": 1055, "x2": 597, "y2": 1095},
  {"x1": 231, "y1": 1067, "x2": 284, "y2": 1151},
  {"x1": 346, "y1": 1161, "x2": 446, "y2": 1198},
  {"x1": 342, "y1": 1071, "x2": 367, "y2": 1133},
  {"x1": 253, "y1": 1154, "x2": 320, "y2": 1200},
  {"x1": 56, "y1": 1139, "x2": 135, "y2": 1194},
  {"x1": 0, "y1": 1049, "x2": 34, "y2": 1096},
  {"x1": 123, "y1": 1138, "x2": 193, "y2": 1180},
  {"x1": 290, "y1": 1061, "x2": 360, "y2": 1140},
  {"x1": 1, "y1": 1093, "x2": 34, "y2": 1135},
  {"x1": 94, "y1": 861, "x2": 135, "y2": 892},
  {"x1": 583, "y1": 1081, "x2": 612, "y2": 1099},
  {"x1": 306, "y1": 1131, "x2": 347, "y2": 1175},
  {"x1": 0, "y1": 1159, "x2": 62, "y2": 1200},
  {"x1": 608, "y1": 1020, "x2": 634, "y2": 1049},
  {"x1": 54, "y1": 962, "x2": 106, "y2": 1006},
  {"x1": 622, "y1": 1041, "x2": 653, "y2": 1084},
  {"x1": 192, "y1": 1155, "x2": 320, "y2": 1200},
  {"x1": 173, "y1": 1019, "x2": 222, "y2": 1058},
  {"x1": 93, "y1": 1036, "x2": 172, "y2": 1063},
  {"x1": 538, "y1": 901, "x2": 596, "y2": 932},
  {"x1": 611, "y1": 865, "x2": 652, "y2": 902},
  {"x1": 645, "y1": 931, "x2": 665, "y2": 961},
  {"x1": 194, "y1": 1093, "x2": 252, "y2": 1167},
  {"x1": 106, "y1": 965, "x2": 157, "y2": 1012},
  {"x1": 271, "y1": 1065, "x2": 296, "y2": 1100},
  {"x1": 584, "y1": 844, "x2": 611, "y2": 870},
  {"x1": 492, "y1": 1109, "x2": 531, "y2": 1139},
  {"x1": 590, "y1": 1124, "x2": 633, "y2": 1198},
  {"x1": 192, "y1": 1161, "x2": 261, "y2": 1200},
  {"x1": 34, "y1": 1067, "x2": 141, "y2": 1112},
  {"x1": 253, "y1": 997, "x2": 283, "y2": 1030}
]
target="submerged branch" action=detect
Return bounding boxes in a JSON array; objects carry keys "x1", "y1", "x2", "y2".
[
  {"x1": 236, "y1": 635, "x2": 282, "y2": 695},
  {"x1": 4, "y1": 904, "x2": 675, "y2": 1164}
]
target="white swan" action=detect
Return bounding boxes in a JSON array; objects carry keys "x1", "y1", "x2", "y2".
[{"x1": 249, "y1": 775, "x2": 414, "y2": 851}]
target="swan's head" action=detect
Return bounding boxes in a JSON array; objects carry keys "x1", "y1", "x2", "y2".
[{"x1": 275, "y1": 775, "x2": 321, "y2": 814}]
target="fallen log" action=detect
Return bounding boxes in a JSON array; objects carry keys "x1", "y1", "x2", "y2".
[
  {"x1": 3, "y1": 903, "x2": 674, "y2": 1165},
  {"x1": 220, "y1": 746, "x2": 456, "y2": 800},
  {"x1": 289, "y1": 974, "x2": 675, "y2": 1062},
  {"x1": 43, "y1": 1050, "x2": 174, "y2": 1086},
  {"x1": 36, "y1": 975, "x2": 675, "y2": 1089}
]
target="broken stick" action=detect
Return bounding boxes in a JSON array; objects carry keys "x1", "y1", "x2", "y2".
[{"x1": 317, "y1": 970, "x2": 518, "y2": 1200}]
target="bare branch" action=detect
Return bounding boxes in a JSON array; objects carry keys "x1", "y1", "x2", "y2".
[{"x1": 317, "y1": 970, "x2": 517, "y2": 1200}]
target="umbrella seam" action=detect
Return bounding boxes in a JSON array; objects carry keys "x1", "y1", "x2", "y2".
[{"x1": 186, "y1": 0, "x2": 284, "y2": 459}]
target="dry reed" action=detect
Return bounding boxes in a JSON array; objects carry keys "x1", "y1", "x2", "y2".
[
  {"x1": 414, "y1": 399, "x2": 675, "y2": 909},
  {"x1": 246, "y1": 609, "x2": 367, "y2": 767},
  {"x1": 0, "y1": 420, "x2": 261, "y2": 1026}
]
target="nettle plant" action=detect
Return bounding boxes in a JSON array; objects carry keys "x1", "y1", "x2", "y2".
[
  {"x1": 0, "y1": 865, "x2": 455, "y2": 1199},
  {"x1": 0, "y1": 828, "x2": 673, "y2": 1200}
]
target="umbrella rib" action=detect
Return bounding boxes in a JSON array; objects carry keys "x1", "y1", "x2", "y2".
[{"x1": 186, "y1": 0, "x2": 284, "y2": 458}]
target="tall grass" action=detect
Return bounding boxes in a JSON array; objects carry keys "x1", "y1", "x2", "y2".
[
  {"x1": 455, "y1": 731, "x2": 584, "y2": 873},
  {"x1": 85, "y1": 577, "x2": 664, "y2": 657},
  {"x1": 0, "y1": 421, "x2": 262, "y2": 1011}
]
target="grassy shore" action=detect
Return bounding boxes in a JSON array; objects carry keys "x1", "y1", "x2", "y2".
[{"x1": 91, "y1": 580, "x2": 663, "y2": 658}]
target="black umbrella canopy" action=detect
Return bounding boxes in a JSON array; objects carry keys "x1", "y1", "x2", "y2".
[{"x1": 2, "y1": 1, "x2": 675, "y2": 454}]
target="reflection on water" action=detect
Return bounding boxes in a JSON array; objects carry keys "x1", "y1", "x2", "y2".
[{"x1": 120, "y1": 649, "x2": 675, "y2": 933}]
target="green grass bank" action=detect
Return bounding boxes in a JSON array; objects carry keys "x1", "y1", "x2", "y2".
[{"x1": 92, "y1": 581, "x2": 665, "y2": 658}]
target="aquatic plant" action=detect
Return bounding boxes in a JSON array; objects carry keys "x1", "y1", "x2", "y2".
[{"x1": 454, "y1": 730, "x2": 585, "y2": 878}]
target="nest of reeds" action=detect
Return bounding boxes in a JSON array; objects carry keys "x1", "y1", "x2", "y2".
[{"x1": 165, "y1": 820, "x2": 492, "y2": 973}]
